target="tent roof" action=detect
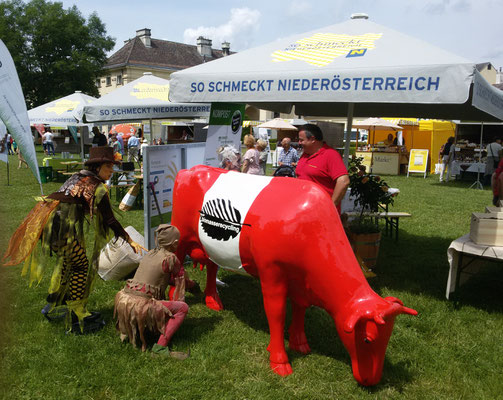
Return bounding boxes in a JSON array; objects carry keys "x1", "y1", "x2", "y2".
[
  {"x1": 353, "y1": 117, "x2": 403, "y2": 131},
  {"x1": 257, "y1": 118, "x2": 298, "y2": 130},
  {"x1": 169, "y1": 18, "x2": 503, "y2": 122},
  {"x1": 79, "y1": 73, "x2": 210, "y2": 123},
  {"x1": 28, "y1": 91, "x2": 96, "y2": 127}
]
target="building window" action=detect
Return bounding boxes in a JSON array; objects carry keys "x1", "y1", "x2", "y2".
[
  {"x1": 117, "y1": 75, "x2": 122, "y2": 85},
  {"x1": 95, "y1": 79, "x2": 101, "y2": 88},
  {"x1": 106, "y1": 76, "x2": 111, "y2": 86}
]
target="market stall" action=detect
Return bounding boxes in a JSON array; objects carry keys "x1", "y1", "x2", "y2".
[
  {"x1": 355, "y1": 147, "x2": 409, "y2": 174},
  {"x1": 366, "y1": 119, "x2": 455, "y2": 174},
  {"x1": 353, "y1": 118, "x2": 407, "y2": 175}
]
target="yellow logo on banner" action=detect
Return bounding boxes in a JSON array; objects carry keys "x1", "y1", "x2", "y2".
[
  {"x1": 130, "y1": 83, "x2": 170, "y2": 101},
  {"x1": 271, "y1": 32, "x2": 383, "y2": 67},
  {"x1": 46, "y1": 99, "x2": 80, "y2": 115}
]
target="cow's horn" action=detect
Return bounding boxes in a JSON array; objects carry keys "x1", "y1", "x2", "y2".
[
  {"x1": 343, "y1": 312, "x2": 361, "y2": 333},
  {"x1": 400, "y1": 306, "x2": 418, "y2": 316},
  {"x1": 373, "y1": 313, "x2": 385, "y2": 325}
]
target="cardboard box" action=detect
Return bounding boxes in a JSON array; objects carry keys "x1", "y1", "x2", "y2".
[
  {"x1": 485, "y1": 206, "x2": 503, "y2": 217},
  {"x1": 470, "y1": 213, "x2": 503, "y2": 246}
]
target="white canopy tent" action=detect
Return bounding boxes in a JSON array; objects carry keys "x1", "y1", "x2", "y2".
[
  {"x1": 169, "y1": 15, "x2": 503, "y2": 163},
  {"x1": 78, "y1": 73, "x2": 210, "y2": 124},
  {"x1": 353, "y1": 117, "x2": 403, "y2": 145},
  {"x1": 257, "y1": 118, "x2": 298, "y2": 130},
  {"x1": 28, "y1": 91, "x2": 96, "y2": 127},
  {"x1": 28, "y1": 91, "x2": 97, "y2": 160}
]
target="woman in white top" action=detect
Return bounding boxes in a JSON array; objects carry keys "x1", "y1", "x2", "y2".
[{"x1": 241, "y1": 134, "x2": 261, "y2": 175}]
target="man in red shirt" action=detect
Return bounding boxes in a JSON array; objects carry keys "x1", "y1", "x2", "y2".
[{"x1": 296, "y1": 124, "x2": 349, "y2": 212}]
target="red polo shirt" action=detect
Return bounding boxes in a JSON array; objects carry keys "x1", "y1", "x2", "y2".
[{"x1": 296, "y1": 143, "x2": 348, "y2": 197}]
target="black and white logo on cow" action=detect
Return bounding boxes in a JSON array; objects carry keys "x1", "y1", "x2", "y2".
[{"x1": 200, "y1": 198, "x2": 245, "y2": 241}]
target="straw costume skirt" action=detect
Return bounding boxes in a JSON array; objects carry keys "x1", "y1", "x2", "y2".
[{"x1": 2, "y1": 172, "x2": 116, "y2": 323}]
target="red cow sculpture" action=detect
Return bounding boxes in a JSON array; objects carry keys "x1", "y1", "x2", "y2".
[{"x1": 171, "y1": 165, "x2": 417, "y2": 386}]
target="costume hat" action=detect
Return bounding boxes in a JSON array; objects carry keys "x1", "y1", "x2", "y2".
[{"x1": 85, "y1": 146, "x2": 121, "y2": 165}]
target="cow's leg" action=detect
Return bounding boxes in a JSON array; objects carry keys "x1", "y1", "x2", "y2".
[
  {"x1": 260, "y1": 276, "x2": 292, "y2": 376},
  {"x1": 288, "y1": 301, "x2": 311, "y2": 354},
  {"x1": 204, "y1": 260, "x2": 223, "y2": 311}
]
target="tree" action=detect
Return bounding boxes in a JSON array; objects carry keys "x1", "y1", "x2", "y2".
[{"x1": 0, "y1": 0, "x2": 115, "y2": 107}]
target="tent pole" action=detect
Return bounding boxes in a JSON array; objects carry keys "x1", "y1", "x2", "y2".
[
  {"x1": 80, "y1": 126, "x2": 85, "y2": 161},
  {"x1": 6, "y1": 157, "x2": 10, "y2": 186},
  {"x1": 469, "y1": 122, "x2": 484, "y2": 190},
  {"x1": 343, "y1": 103, "x2": 354, "y2": 166}
]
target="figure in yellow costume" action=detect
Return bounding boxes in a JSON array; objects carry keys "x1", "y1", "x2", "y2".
[{"x1": 2, "y1": 147, "x2": 144, "y2": 333}]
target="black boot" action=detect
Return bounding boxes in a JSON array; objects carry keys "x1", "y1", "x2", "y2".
[
  {"x1": 41, "y1": 303, "x2": 68, "y2": 322},
  {"x1": 69, "y1": 311, "x2": 106, "y2": 335}
]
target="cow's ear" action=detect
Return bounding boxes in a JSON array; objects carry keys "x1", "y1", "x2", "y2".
[{"x1": 344, "y1": 313, "x2": 360, "y2": 333}]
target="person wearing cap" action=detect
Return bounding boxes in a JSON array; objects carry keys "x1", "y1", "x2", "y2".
[
  {"x1": 2, "y1": 146, "x2": 145, "y2": 334},
  {"x1": 114, "y1": 224, "x2": 189, "y2": 357}
]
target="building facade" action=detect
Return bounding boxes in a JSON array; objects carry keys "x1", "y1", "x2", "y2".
[{"x1": 97, "y1": 29, "x2": 231, "y2": 96}]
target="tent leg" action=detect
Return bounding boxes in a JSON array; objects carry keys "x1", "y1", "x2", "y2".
[
  {"x1": 6, "y1": 158, "x2": 10, "y2": 186},
  {"x1": 343, "y1": 103, "x2": 354, "y2": 166},
  {"x1": 469, "y1": 122, "x2": 484, "y2": 190},
  {"x1": 80, "y1": 126, "x2": 85, "y2": 161}
]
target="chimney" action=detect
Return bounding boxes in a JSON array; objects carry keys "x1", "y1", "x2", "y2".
[
  {"x1": 136, "y1": 28, "x2": 152, "y2": 48},
  {"x1": 350, "y1": 13, "x2": 369, "y2": 19},
  {"x1": 222, "y1": 41, "x2": 230, "y2": 56},
  {"x1": 197, "y1": 36, "x2": 213, "y2": 58}
]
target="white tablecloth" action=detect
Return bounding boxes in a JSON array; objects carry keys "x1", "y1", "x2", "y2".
[
  {"x1": 450, "y1": 161, "x2": 485, "y2": 176},
  {"x1": 340, "y1": 188, "x2": 400, "y2": 214},
  {"x1": 446, "y1": 234, "x2": 503, "y2": 299}
]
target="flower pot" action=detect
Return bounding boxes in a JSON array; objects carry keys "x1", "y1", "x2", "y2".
[{"x1": 348, "y1": 231, "x2": 382, "y2": 269}]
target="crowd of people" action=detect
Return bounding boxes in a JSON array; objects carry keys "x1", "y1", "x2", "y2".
[
  {"x1": 217, "y1": 124, "x2": 350, "y2": 212},
  {"x1": 11, "y1": 122, "x2": 502, "y2": 356},
  {"x1": 437, "y1": 136, "x2": 502, "y2": 205}
]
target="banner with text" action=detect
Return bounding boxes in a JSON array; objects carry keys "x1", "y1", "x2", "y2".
[
  {"x1": 0, "y1": 40, "x2": 40, "y2": 185},
  {"x1": 204, "y1": 103, "x2": 245, "y2": 167},
  {"x1": 143, "y1": 142, "x2": 205, "y2": 248}
]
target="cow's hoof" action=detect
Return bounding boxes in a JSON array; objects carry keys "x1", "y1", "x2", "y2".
[
  {"x1": 270, "y1": 361, "x2": 293, "y2": 376},
  {"x1": 205, "y1": 294, "x2": 223, "y2": 311},
  {"x1": 289, "y1": 341, "x2": 311, "y2": 354}
]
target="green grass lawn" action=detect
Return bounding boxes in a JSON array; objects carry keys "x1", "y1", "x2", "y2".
[{"x1": 0, "y1": 150, "x2": 502, "y2": 400}]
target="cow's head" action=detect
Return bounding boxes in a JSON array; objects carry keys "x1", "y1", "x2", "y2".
[{"x1": 336, "y1": 296, "x2": 417, "y2": 386}]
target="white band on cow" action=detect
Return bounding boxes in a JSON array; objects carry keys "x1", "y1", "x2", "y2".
[{"x1": 198, "y1": 172, "x2": 272, "y2": 273}]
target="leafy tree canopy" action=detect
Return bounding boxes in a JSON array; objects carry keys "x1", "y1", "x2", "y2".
[{"x1": 0, "y1": 0, "x2": 115, "y2": 107}]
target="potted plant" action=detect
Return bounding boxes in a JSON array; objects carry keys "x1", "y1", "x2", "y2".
[{"x1": 346, "y1": 156, "x2": 395, "y2": 269}]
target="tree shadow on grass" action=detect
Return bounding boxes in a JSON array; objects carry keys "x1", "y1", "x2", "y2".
[
  {"x1": 95, "y1": 304, "x2": 222, "y2": 350},
  {"x1": 373, "y1": 231, "x2": 503, "y2": 313},
  {"x1": 218, "y1": 273, "x2": 416, "y2": 389}
]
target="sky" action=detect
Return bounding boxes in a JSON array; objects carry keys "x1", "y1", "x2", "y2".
[{"x1": 61, "y1": 0, "x2": 503, "y2": 69}]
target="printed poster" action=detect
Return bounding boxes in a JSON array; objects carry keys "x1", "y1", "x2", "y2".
[
  {"x1": 408, "y1": 149, "x2": 429, "y2": 177},
  {"x1": 204, "y1": 103, "x2": 245, "y2": 167},
  {"x1": 145, "y1": 145, "x2": 182, "y2": 247}
]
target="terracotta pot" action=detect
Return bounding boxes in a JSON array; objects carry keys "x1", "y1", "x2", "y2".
[{"x1": 348, "y1": 231, "x2": 382, "y2": 269}]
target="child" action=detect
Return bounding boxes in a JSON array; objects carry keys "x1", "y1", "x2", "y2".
[{"x1": 114, "y1": 224, "x2": 189, "y2": 357}]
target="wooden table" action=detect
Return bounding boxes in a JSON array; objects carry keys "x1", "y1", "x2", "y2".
[{"x1": 59, "y1": 160, "x2": 82, "y2": 172}]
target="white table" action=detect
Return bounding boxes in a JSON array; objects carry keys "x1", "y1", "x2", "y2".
[
  {"x1": 446, "y1": 234, "x2": 503, "y2": 300},
  {"x1": 450, "y1": 161, "x2": 485, "y2": 177}
]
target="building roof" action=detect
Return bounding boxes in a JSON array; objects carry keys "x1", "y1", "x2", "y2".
[
  {"x1": 105, "y1": 36, "x2": 230, "y2": 71},
  {"x1": 476, "y1": 62, "x2": 495, "y2": 72}
]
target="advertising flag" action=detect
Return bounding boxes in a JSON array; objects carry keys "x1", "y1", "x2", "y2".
[{"x1": 0, "y1": 40, "x2": 41, "y2": 186}]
